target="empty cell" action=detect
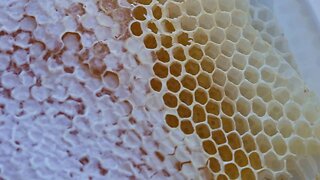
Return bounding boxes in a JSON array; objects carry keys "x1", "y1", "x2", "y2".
[
  {"x1": 274, "y1": 87, "x2": 290, "y2": 104},
  {"x1": 257, "y1": 84, "x2": 272, "y2": 102},
  {"x1": 218, "y1": 0, "x2": 234, "y2": 11},
  {"x1": 165, "y1": 114, "x2": 179, "y2": 128},
  {"x1": 264, "y1": 119, "x2": 278, "y2": 137},
  {"x1": 197, "y1": 72, "x2": 212, "y2": 89},
  {"x1": 170, "y1": 62, "x2": 182, "y2": 77},
  {"x1": 192, "y1": 104, "x2": 206, "y2": 123},
  {"x1": 195, "y1": 88, "x2": 208, "y2": 105},
  {"x1": 249, "y1": 52, "x2": 264, "y2": 68},
  {"x1": 212, "y1": 69, "x2": 227, "y2": 86},
  {"x1": 275, "y1": 38, "x2": 289, "y2": 53},
  {"x1": 181, "y1": 75, "x2": 197, "y2": 90},
  {"x1": 163, "y1": 92, "x2": 178, "y2": 108},
  {"x1": 196, "y1": 123, "x2": 210, "y2": 139},
  {"x1": 150, "y1": 78, "x2": 162, "y2": 92},
  {"x1": 130, "y1": 21, "x2": 143, "y2": 36},
  {"x1": 248, "y1": 115, "x2": 263, "y2": 135},
  {"x1": 156, "y1": 48, "x2": 170, "y2": 63},
  {"x1": 252, "y1": 20, "x2": 264, "y2": 32},
  {"x1": 227, "y1": 132, "x2": 241, "y2": 149},
  {"x1": 226, "y1": 25, "x2": 241, "y2": 42},
  {"x1": 172, "y1": 46, "x2": 186, "y2": 61},
  {"x1": 180, "y1": 16, "x2": 197, "y2": 31},
  {"x1": 261, "y1": 67, "x2": 275, "y2": 83},
  {"x1": 285, "y1": 102, "x2": 301, "y2": 121},
  {"x1": 227, "y1": 68, "x2": 243, "y2": 85},
  {"x1": 257, "y1": 170, "x2": 274, "y2": 180},
  {"x1": 266, "y1": 22, "x2": 281, "y2": 36},
  {"x1": 148, "y1": 21, "x2": 158, "y2": 33},
  {"x1": 205, "y1": 42, "x2": 220, "y2": 59},
  {"x1": 132, "y1": 6, "x2": 147, "y2": 20},
  {"x1": 225, "y1": 163, "x2": 239, "y2": 179},
  {"x1": 202, "y1": 140, "x2": 217, "y2": 155},
  {"x1": 201, "y1": 56, "x2": 215, "y2": 73},
  {"x1": 189, "y1": 44, "x2": 204, "y2": 60},
  {"x1": 216, "y1": 55, "x2": 232, "y2": 71},
  {"x1": 102, "y1": 71, "x2": 119, "y2": 89},
  {"x1": 236, "y1": 97, "x2": 250, "y2": 117},
  {"x1": 276, "y1": 172, "x2": 291, "y2": 180},
  {"x1": 167, "y1": 77, "x2": 181, "y2": 93},
  {"x1": 208, "y1": 157, "x2": 220, "y2": 173},
  {"x1": 267, "y1": 101, "x2": 283, "y2": 120},
  {"x1": 252, "y1": 98, "x2": 266, "y2": 117},
  {"x1": 236, "y1": 38, "x2": 251, "y2": 55},
  {"x1": 234, "y1": 115, "x2": 249, "y2": 135},
  {"x1": 271, "y1": 135, "x2": 287, "y2": 156},
  {"x1": 199, "y1": 13, "x2": 214, "y2": 29},
  {"x1": 153, "y1": 62, "x2": 168, "y2": 78},
  {"x1": 210, "y1": 28, "x2": 225, "y2": 44},
  {"x1": 278, "y1": 119, "x2": 293, "y2": 138},
  {"x1": 177, "y1": 32, "x2": 191, "y2": 46},
  {"x1": 185, "y1": 0, "x2": 201, "y2": 16},
  {"x1": 231, "y1": 9, "x2": 246, "y2": 27},
  {"x1": 241, "y1": 168, "x2": 255, "y2": 180},
  {"x1": 219, "y1": 145, "x2": 233, "y2": 162},
  {"x1": 256, "y1": 133, "x2": 272, "y2": 153},
  {"x1": 249, "y1": 152, "x2": 262, "y2": 170},
  {"x1": 234, "y1": 149, "x2": 248, "y2": 167},
  {"x1": 179, "y1": 89, "x2": 193, "y2": 105},
  {"x1": 314, "y1": 123, "x2": 320, "y2": 139},
  {"x1": 232, "y1": 53, "x2": 247, "y2": 70},
  {"x1": 201, "y1": 0, "x2": 217, "y2": 13},
  {"x1": 207, "y1": 114, "x2": 221, "y2": 129},
  {"x1": 224, "y1": 82, "x2": 238, "y2": 100},
  {"x1": 257, "y1": 7, "x2": 272, "y2": 21},
  {"x1": 215, "y1": 12, "x2": 231, "y2": 28},
  {"x1": 152, "y1": 5, "x2": 162, "y2": 20},
  {"x1": 206, "y1": 100, "x2": 220, "y2": 115},
  {"x1": 165, "y1": 2, "x2": 181, "y2": 19},
  {"x1": 253, "y1": 39, "x2": 268, "y2": 53},
  {"x1": 295, "y1": 121, "x2": 312, "y2": 138},
  {"x1": 242, "y1": 25, "x2": 257, "y2": 43},
  {"x1": 160, "y1": 34, "x2": 172, "y2": 48},
  {"x1": 193, "y1": 28, "x2": 209, "y2": 45},
  {"x1": 264, "y1": 152, "x2": 284, "y2": 171},
  {"x1": 265, "y1": 54, "x2": 280, "y2": 67},
  {"x1": 242, "y1": 134, "x2": 256, "y2": 153},
  {"x1": 239, "y1": 81, "x2": 255, "y2": 100},
  {"x1": 244, "y1": 66, "x2": 260, "y2": 84},
  {"x1": 177, "y1": 104, "x2": 192, "y2": 118},
  {"x1": 221, "y1": 99, "x2": 234, "y2": 117},
  {"x1": 212, "y1": 130, "x2": 227, "y2": 145},
  {"x1": 143, "y1": 34, "x2": 157, "y2": 49},
  {"x1": 180, "y1": 120, "x2": 194, "y2": 135},
  {"x1": 162, "y1": 19, "x2": 175, "y2": 33},
  {"x1": 306, "y1": 139, "x2": 320, "y2": 155},
  {"x1": 261, "y1": 33, "x2": 273, "y2": 45}
]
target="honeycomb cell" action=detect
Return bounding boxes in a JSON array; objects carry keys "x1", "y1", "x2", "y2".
[
  {"x1": 201, "y1": 0, "x2": 217, "y2": 14},
  {"x1": 244, "y1": 66, "x2": 260, "y2": 84},
  {"x1": 180, "y1": 16, "x2": 197, "y2": 31},
  {"x1": 152, "y1": 5, "x2": 162, "y2": 20},
  {"x1": 197, "y1": 72, "x2": 212, "y2": 89},
  {"x1": 179, "y1": 89, "x2": 193, "y2": 105},
  {"x1": 206, "y1": 100, "x2": 220, "y2": 115},
  {"x1": 267, "y1": 101, "x2": 283, "y2": 120},
  {"x1": 192, "y1": 104, "x2": 206, "y2": 123},
  {"x1": 165, "y1": 114, "x2": 179, "y2": 128},
  {"x1": 162, "y1": 19, "x2": 175, "y2": 33},
  {"x1": 241, "y1": 168, "x2": 255, "y2": 180},
  {"x1": 261, "y1": 66, "x2": 275, "y2": 83},
  {"x1": 265, "y1": 54, "x2": 280, "y2": 67},
  {"x1": 201, "y1": 57, "x2": 215, "y2": 73},
  {"x1": 227, "y1": 132, "x2": 241, "y2": 150},
  {"x1": 212, "y1": 69, "x2": 227, "y2": 86},
  {"x1": 239, "y1": 81, "x2": 255, "y2": 100},
  {"x1": 256, "y1": 84, "x2": 272, "y2": 102},
  {"x1": 180, "y1": 120, "x2": 194, "y2": 135},
  {"x1": 264, "y1": 119, "x2": 278, "y2": 137},
  {"x1": 177, "y1": 104, "x2": 192, "y2": 118},
  {"x1": 218, "y1": 0, "x2": 235, "y2": 12},
  {"x1": 231, "y1": 9, "x2": 246, "y2": 27},
  {"x1": 234, "y1": 115, "x2": 249, "y2": 135},
  {"x1": 242, "y1": 25, "x2": 257, "y2": 43},
  {"x1": 221, "y1": 99, "x2": 234, "y2": 117},
  {"x1": 163, "y1": 92, "x2": 178, "y2": 108},
  {"x1": 195, "y1": 88, "x2": 208, "y2": 105},
  {"x1": 87, "y1": 58, "x2": 107, "y2": 78},
  {"x1": 257, "y1": 169, "x2": 274, "y2": 180},
  {"x1": 165, "y1": 2, "x2": 181, "y2": 19},
  {"x1": 216, "y1": 55, "x2": 232, "y2": 71},
  {"x1": 232, "y1": 53, "x2": 247, "y2": 70},
  {"x1": 236, "y1": 97, "x2": 250, "y2": 117},
  {"x1": 248, "y1": 115, "x2": 262, "y2": 135},
  {"x1": 256, "y1": 133, "x2": 272, "y2": 153},
  {"x1": 185, "y1": 0, "x2": 201, "y2": 16},
  {"x1": 185, "y1": 59, "x2": 200, "y2": 75},
  {"x1": 150, "y1": 78, "x2": 162, "y2": 92},
  {"x1": 172, "y1": 46, "x2": 186, "y2": 61},
  {"x1": 102, "y1": 71, "x2": 119, "y2": 89},
  {"x1": 215, "y1": 12, "x2": 231, "y2": 28},
  {"x1": 306, "y1": 139, "x2": 320, "y2": 155},
  {"x1": 153, "y1": 62, "x2": 168, "y2": 78},
  {"x1": 210, "y1": 28, "x2": 225, "y2": 44},
  {"x1": 249, "y1": 52, "x2": 264, "y2": 68},
  {"x1": 226, "y1": 25, "x2": 241, "y2": 42},
  {"x1": 181, "y1": 75, "x2": 197, "y2": 90},
  {"x1": 218, "y1": 145, "x2": 233, "y2": 161},
  {"x1": 166, "y1": 77, "x2": 181, "y2": 93},
  {"x1": 271, "y1": 135, "x2": 287, "y2": 156},
  {"x1": 234, "y1": 149, "x2": 248, "y2": 167},
  {"x1": 196, "y1": 123, "x2": 210, "y2": 139},
  {"x1": 273, "y1": 88, "x2": 290, "y2": 105},
  {"x1": 208, "y1": 157, "x2": 220, "y2": 173},
  {"x1": 130, "y1": 21, "x2": 143, "y2": 36},
  {"x1": 135, "y1": 0, "x2": 152, "y2": 5},
  {"x1": 143, "y1": 34, "x2": 157, "y2": 49},
  {"x1": 169, "y1": 62, "x2": 182, "y2": 77},
  {"x1": 202, "y1": 140, "x2": 217, "y2": 155},
  {"x1": 189, "y1": 44, "x2": 204, "y2": 60},
  {"x1": 212, "y1": 129, "x2": 227, "y2": 145},
  {"x1": 207, "y1": 115, "x2": 221, "y2": 129},
  {"x1": 295, "y1": 121, "x2": 312, "y2": 138},
  {"x1": 285, "y1": 102, "x2": 301, "y2": 121},
  {"x1": 221, "y1": 40, "x2": 235, "y2": 57},
  {"x1": 277, "y1": 119, "x2": 293, "y2": 138},
  {"x1": 249, "y1": 152, "x2": 262, "y2": 170},
  {"x1": 221, "y1": 116, "x2": 233, "y2": 133},
  {"x1": 253, "y1": 39, "x2": 268, "y2": 53},
  {"x1": 205, "y1": 42, "x2": 220, "y2": 59},
  {"x1": 217, "y1": 174, "x2": 228, "y2": 180},
  {"x1": 156, "y1": 48, "x2": 170, "y2": 63},
  {"x1": 132, "y1": 6, "x2": 147, "y2": 20},
  {"x1": 199, "y1": 14, "x2": 214, "y2": 30},
  {"x1": 225, "y1": 163, "x2": 239, "y2": 179},
  {"x1": 177, "y1": 32, "x2": 191, "y2": 46},
  {"x1": 237, "y1": 38, "x2": 252, "y2": 55},
  {"x1": 160, "y1": 35, "x2": 172, "y2": 48},
  {"x1": 264, "y1": 152, "x2": 284, "y2": 171},
  {"x1": 148, "y1": 21, "x2": 158, "y2": 33},
  {"x1": 193, "y1": 28, "x2": 209, "y2": 45},
  {"x1": 242, "y1": 134, "x2": 256, "y2": 153}
]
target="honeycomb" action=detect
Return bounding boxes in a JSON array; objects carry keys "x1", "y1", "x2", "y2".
[{"x1": 0, "y1": 0, "x2": 319, "y2": 179}]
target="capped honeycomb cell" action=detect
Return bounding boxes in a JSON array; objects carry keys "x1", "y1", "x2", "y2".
[{"x1": 201, "y1": 0, "x2": 218, "y2": 14}]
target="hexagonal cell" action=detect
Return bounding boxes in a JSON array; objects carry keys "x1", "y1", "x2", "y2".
[
  {"x1": 196, "y1": 123, "x2": 210, "y2": 139},
  {"x1": 244, "y1": 66, "x2": 260, "y2": 84},
  {"x1": 202, "y1": 140, "x2": 217, "y2": 155},
  {"x1": 165, "y1": 114, "x2": 179, "y2": 128},
  {"x1": 179, "y1": 89, "x2": 193, "y2": 105},
  {"x1": 257, "y1": 169, "x2": 274, "y2": 180},
  {"x1": 285, "y1": 102, "x2": 301, "y2": 121},
  {"x1": 261, "y1": 66, "x2": 275, "y2": 83},
  {"x1": 232, "y1": 53, "x2": 247, "y2": 70},
  {"x1": 276, "y1": 172, "x2": 291, "y2": 180},
  {"x1": 306, "y1": 139, "x2": 320, "y2": 155},
  {"x1": 256, "y1": 84, "x2": 272, "y2": 102},
  {"x1": 217, "y1": 174, "x2": 228, "y2": 180},
  {"x1": 221, "y1": 99, "x2": 234, "y2": 117},
  {"x1": 193, "y1": 28, "x2": 209, "y2": 45},
  {"x1": 295, "y1": 121, "x2": 312, "y2": 138},
  {"x1": 227, "y1": 68, "x2": 243, "y2": 85},
  {"x1": 264, "y1": 119, "x2": 278, "y2": 137},
  {"x1": 242, "y1": 134, "x2": 256, "y2": 153},
  {"x1": 234, "y1": 114, "x2": 249, "y2": 135},
  {"x1": 266, "y1": 22, "x2": 282, "y2": 36},
  {"x1": 313, "y1": 123, "x2": 320, "y2": 139},
  {"x1": 256, "y1": 133, "x2": 272, "y2": 153},
  {"x1": 195, "y1": 88, "x2": 208, "y2": 105},
  {"x1": 267, "y1": 101, "x2": 283, "y2": 120},
  {"x1": 102, "y1": 71, "x2": 119, "y2": 89},
  {"x1": 221, "y1": 116, "x2": 234, "y2": 133},
  {"x1": 169, "y1": 62, "x2": 182, "y2": 77},
  {"x1": 236, "y1": 97, "x2": 250, "y2": 117},
  {"x1": 206, "y1": 100, "x2": 220, "y2": 115},
  {"x1": 226, "y1": 25, "x2": 241, "y2": 42},
  {"x1": 192, "y1": 104, "x2": 206, "y2": 123},
  {"x1": 201, "y1": 0, "x2": 218, "y2": 14},
  {"x1": 264, "y1": 151, "x2": 284, "y2": 171},
  {"x1": 248, "y1": 115, "x2": 263, "y2": 135},
  {"x1": 227, "y1": 132, "x2": 241, "y2": 150},
  {"x1": 218, "y1": 145, "x2": 233, "y2": 161},
  {"x1": 147, "y1": 21, "x2": 158, "y2": 33},
  {"x1": 185, "y1": 0, "x2": 201, "y2": 16},
  {"x1": 150, "y1": 78, "x2": 162, "y2": 92},
  {"x1": 265, "y1": 54, "x2": 280, "y2": 68},
  {"x1": 177, "y1": 104, "x2": 192, "y2": 118},
  {"x1": 197, "y1": 72, "x2": 212, "y2": 89},
  {"x1": 165, "y1": 2, "x2": 181, "y2": 19},
  {"x1": 199, "y1": 13, "x2": 214, "y2": 29},
  {"x1": 242, "y1": 25, "x2": 257, "y2": 43},
  {"x1": 208, "y1": 157, "x2": 220, "y2": 173},
  {"x1": 172, "y1": 46, "x2": 186, "y2": 61},
  {"x1": 156, "y1": 48, "x2": 170, "y2": 63},
  {"x1": 278, "y1": 119, "x2": 293, "y2": 138},
  {"x1": 236, "y1": 38, "x2": 252, "y2": 55},
  {"x1": 221, "y1": 40, "x2": 235, "y2": 57},
  {"x1": 218, "y1": 0, "x2": 234, "y2": 11},
  {"x1": 132, "y1": 6, "x2": 147, "y2": 20},
  {"x1": 208, "y1": 85, "x2": 223, "y2": 101},
  {"x1": 135, "y1": 0, "x2": 152, "y2": 5},
  {"x1": 162, "y1": 19, "x2": 175, "y2": 33},
  {"x1": 239, "y1": 80, "x2": 256, "y2": 100},
  {"x1": 273, "y1": 87, "x2": 290, "y2": 105},
  {"x1": 160, "y1": 34, "x2": 172, "y2": 48},
  {"x1": 212, "y1": 69, "x2": 227, "y2": 86},
  {"x1": 234, "y1": 149, "x2": 248, "y2": 167},
  {"x1": 225, "y1": 163, "x2": 239, "y2": 179},
  {"x1": 210, "y1": 28, "x2": 226, "y2": 46},
  {"x1": 216, "y1": 55, "x2": 232, "y2": 71},
  {"x1": 180, "y1": 120, "x2": 194, "y2": 135},
  {"x1": 249, "y1": 152, "x2": 262, "y2": 170},
  {"x1": 212, "y1": 129, "x2": 227, "y2": 145},
  {"x1": 166, "y1": 77, "x2": 181, "y2": 93},
  {"x1": 181, "y1": 74, "x2": 197, "y2": 91},
  {"x1": 152, "y1": 5, "x2": 162, "y2": 20},
  {"x1": 201, "y1": 56, "x2": 215, "y2": 73},
  {"x1": 163, "y1": 92, "x2": 178, "y2": 108},
  {"x1": 205, "y1": 42, "x2": 220, "y2": 59},
  {"x1": 188, "y1": 44, "x2": 204, "y2": 60},
  {"x1": 231, "y1": 9, "x2": 246, "y2": 27},
  {"x1": 153, "y1": 62, "x2": 168, "y2": 78},
  {"x1": 241, "y1": 168, "x2": 255, "y2": 180},
  {"x1": 271, "y1": 135, "x2": 287, "y2": 156},
  {"x1": 130, "y1": 21, "x2": 143, "y2": 36},
  {"x1": 249, "y1": 52, "x2": 264, "y2": 68},
  {"x1": 224, "y1": 82, "x2": 238, "y2": 100},
  {"x1": 207, "y1": 114, "x2": 221, "y2": 129},
  {"x1": 252, "y1": 19, "x2": 264, "y2": 32},
  {"x1": 177, "y1": 32, "x2": 191, "y2": 46},
  {"x1": 180, "y1": 16, "x2": 197, "y2": 31},
  {"x1": 253, "y1": 38, "x2": 269, "y2": 53},
  {"x1": 185, "y1": 59, "x2": 200, "y2": 75}
]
